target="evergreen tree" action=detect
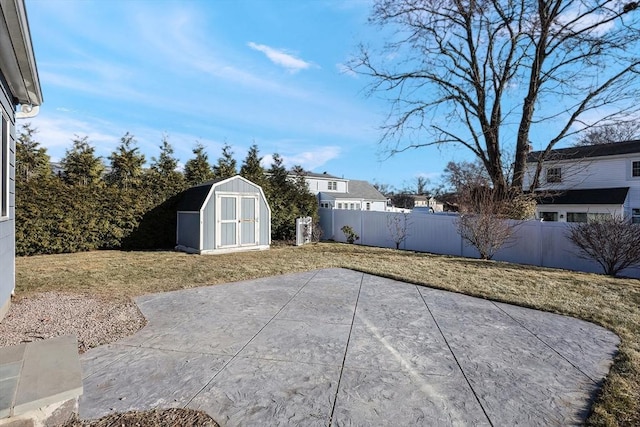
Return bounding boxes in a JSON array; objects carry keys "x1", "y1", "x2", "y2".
[
  {"x1": 183, "y1": 143, "x2": 214, "y2": 186},
  {"x1": 212, "y1": 143, "x2": 237, "y2": 179},
  {"x1": 266, "y1": 155, "x2": 317, "y2": 240},
  {"x1": 146, "y1": 135, "x2": 185, "y2": 198},
  {"x1": 267, "y1": 153, "x2": 288, "y2": 189},
  {"x1": 290, "y1": 165, "x2": 317, "y2": 218},
  {"x1": 61, "y1": 135, "x2": 105, "y2": 186},
  {"x1": 240, "y1": 144, "x2": 266, "y2": 186},
  {"x1": 16, "y1": 123, "x2": 51, "y2": 182},
  {"x1": 106, "y1": 132, "x2": 145, "y2": 189}
]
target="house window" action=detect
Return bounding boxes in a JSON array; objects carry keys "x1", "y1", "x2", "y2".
[
  {"x1": 337, "y1": 203, "x2": 343, "y2": 209},
  {"x1": 350, "y1": 203, "x2": 355, "y2": 210},
  {"x1": 366, "y1": 202, "x2": 371, "y2": 211},
  {"x1": 588, "y1": 213, "x2": 612, "y2": 222},
  {"x1": 1, "y1": 113, "x2": 8, "y2": 219},
  {"x1": 328, "y1": 181, "x2": 337, "y2": 190},
  {"x1": 546, "y1": 167, "x2": 562, "y2": 183},
  {"x1": 632, "y1": 209, "x2": 640, "y2": 224},
  {"x1": 633, "y1": 161, "x2": 640, "y2": 177},
  {"x1": 567, "y1": 212, "x2": 612, "y2": 223},
  {"x1": 566, "y1": 212, "x2": 587, "y2": 223},
  {"x1": 540, "y1": 212, "x2": 558, "y2": 222}
]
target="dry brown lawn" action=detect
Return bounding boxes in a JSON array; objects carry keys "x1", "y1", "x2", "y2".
[{"x1": 15, "y1": 243, "x2": 640, "y2": 426}]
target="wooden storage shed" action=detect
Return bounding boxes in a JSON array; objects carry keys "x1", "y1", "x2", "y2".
[{"x1": 176, "y1": 175, "x2": 271, "y2": 254}]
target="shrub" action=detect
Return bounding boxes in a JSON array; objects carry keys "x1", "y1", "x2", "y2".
[
  {"x1": 341, "y1": 225, "x2": 360, "y2": 244},
  {"x1": 567, "y1": 215, "x2": 640, "y2": 276}
]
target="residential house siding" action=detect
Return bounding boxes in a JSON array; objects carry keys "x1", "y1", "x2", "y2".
[
  {"x1": 0, "y1": 0, "x2": 43, "y2": 320},
  {"x1": 0, "y1": 72, "x2": 16, "y2": 319},
  {"x1": 524, "y1": 141, "x2": 640, "y2": 221}
]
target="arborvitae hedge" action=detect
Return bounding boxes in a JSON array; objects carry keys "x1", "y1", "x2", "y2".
[
  {"x1": 15, "y1": 179, "x2": 178, "y2": 255},
  {"x1": 15, "y1": 173, "x2": 318, "y2": 255}
]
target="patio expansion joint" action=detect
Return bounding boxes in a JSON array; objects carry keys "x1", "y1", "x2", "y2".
[
  {"x1": 417, "y1": 287, "x2": 495, "y2": 427},
  {"x1": 182, "y1": 269, "x2": 320, "y2": 408},
  {"x1": 328, "y1": 272, "x2": 364, "y2": 427},
  {"x1": 490, "y1": 301, "x2": 600, "y2": 384}
]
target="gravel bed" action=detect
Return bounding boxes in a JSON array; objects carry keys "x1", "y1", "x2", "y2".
[
  {"x1": 63, "y1": 408, "x2": 219, "y2": 427},
  {"x1": 0, "y1": 292, "x2": 146, "y2": 353},
  {"x1": 0, "y1": 293, "x2": 221, "y2": 425}
]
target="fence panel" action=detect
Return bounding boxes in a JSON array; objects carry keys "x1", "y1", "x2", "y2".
[
  {"x1": 405, "y1": 214, "x2": 463, "y2": 255},
  {"x1": 317, "y1": 209, "x2": 640, "y2": 279}
]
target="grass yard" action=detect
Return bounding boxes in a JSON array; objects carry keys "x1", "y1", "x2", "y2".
[{"x1": 15, "y1": 243, "x2": 640, "y2": 426}]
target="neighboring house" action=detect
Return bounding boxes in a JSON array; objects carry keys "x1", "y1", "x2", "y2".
[
  {"x1": 298, "y1": 172, "x2": 388, "y2": 211},
  {"x1": 411, "y1": 195, "x2": 444, "y2": 213},
  {"x1": 300, "y1": 171, "x2": 349, "y2": 195},
  {"x1": 175, "y1": 175, "x2": 271, "y2": 254},
  {"x1": 524, "y1": 140, "x2": 640, "y2": 223},
  {"x1": 0, "y1": 0, "x2": 43, "y2": 320}
]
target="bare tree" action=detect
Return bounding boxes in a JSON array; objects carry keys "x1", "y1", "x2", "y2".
[
  {"x1": 414, "y1": 176, "x2": 429, "y2": 195},
  {"x1": 353, "y1": 0, "x2": 640, "y2": 195},
  {"x1": 387, "y1": 212, "x2": 411, "y2": 249},
  {"x1": 567, "y1": 216, "x2": 640, "y2": 276},
  {"x1": 373, "y1": 181, "x2": 394, "y2": 196},
  {"x1": 573, "y1": 122, "x2": 640, "y2": 146},
  {"x1": 442, "y1": 160, "x2": 490, "y2": 194},
  {"x1": 390, "y1": 192, "x2": 415, "y2": 209}
]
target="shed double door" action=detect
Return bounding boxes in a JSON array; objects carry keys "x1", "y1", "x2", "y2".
[{"x1": 217, "y1": 194, "x2": 258, "y2": 248}]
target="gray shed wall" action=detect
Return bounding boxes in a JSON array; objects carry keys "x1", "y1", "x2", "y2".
[
  {"x1": 0, "y1": 76, "x2": 16, "y2": 317},
  {"x1": 177, "y1": 212, "x2": 201, "y2": 251}
]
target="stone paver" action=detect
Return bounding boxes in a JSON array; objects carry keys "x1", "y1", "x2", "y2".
[
  {"x1": 78, "y1": 268, "x2": 619, "y2": 426},
  {"x1": 0, "y1": 335, "x2": 83, "y2": 419}
]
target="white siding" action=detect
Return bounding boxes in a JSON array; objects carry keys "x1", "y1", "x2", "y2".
[
  {"x1": 526, "y1": 154, "x2": 640, "y2": 218},
  {"x1": 303, "y1": 177, "x2": 348, "y2": 194}
]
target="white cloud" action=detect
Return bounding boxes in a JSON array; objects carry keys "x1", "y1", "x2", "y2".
[
  {"x1": 248, "y1": 42, "x2": 314, "y2": 73},
  {"x1": 285, "y1": 146, "x2": 342, "y2": 169},
  {"x1": 23, "y1": 114, "x2": 121, "y2": 162},
  {"x1": 260, "y1": 145, "x2": 341, "y2": 171},
  {"x1": 556, "y1": 4, "x2": 616, "y2": 36}
]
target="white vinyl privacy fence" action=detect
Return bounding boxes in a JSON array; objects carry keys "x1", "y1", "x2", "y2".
[{"x1": 318, "y1": 208, "x2": 640, "y2": 279}]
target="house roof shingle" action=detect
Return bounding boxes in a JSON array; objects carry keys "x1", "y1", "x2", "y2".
[
  {"x1": 299, "y1": 171, "x2": 342, "y2": 179},
  {"x1": 536, "y1": 187, "x2": 630, "y2": 205},
  {"x1": 321, "y1": 180, "x2": 387, "y2": 201},
  {"x1": 527, "y1": 140, "x2": 640, "y2": 162}
]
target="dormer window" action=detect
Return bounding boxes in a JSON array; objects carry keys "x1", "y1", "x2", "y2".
[
  {"x1": 328, "y1": 181, "x2": 337, "y2": 190},
  {"x1": 546, "y1": 167, "x2": 562, "y2": 183}
]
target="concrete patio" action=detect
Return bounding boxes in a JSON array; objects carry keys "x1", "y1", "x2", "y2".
[{"x1": 79, "y1": 268, "x2": 619, "y2": 426}]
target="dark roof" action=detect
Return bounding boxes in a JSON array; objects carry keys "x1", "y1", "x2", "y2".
[
  {"x1": 176, "y1": 179, "x2": 224, "y2": 211},
  {"x1": 527, "y1": 140, "x2": 640, "y2": 162},
  {"x1": 536, "y1": 187, "x2": 629, "y2": 205},
  {"x1": 321, "y1": 180, "x2": 387, "y2": 201},
  {"x1": 299, "y1": 171, "x2": 342, "y2": 179}
]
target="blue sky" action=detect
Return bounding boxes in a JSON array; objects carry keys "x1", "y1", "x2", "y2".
[{"x1": 23, "y1": 0, "x2": 473, "y2": 191}]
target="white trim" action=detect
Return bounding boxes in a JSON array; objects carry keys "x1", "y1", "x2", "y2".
[
  {"x1": 215, "y1": 192, "x2": 260, "y2": 248},
  {"x1": 201, "y1": 245, "x2": 270, "y2": 255},
  {"x1": 0, "y1": 111, "x2": 9, "y2": 221},
  {"x1": 176, "y1": 244, "x2": 270, "y2": 255}
]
